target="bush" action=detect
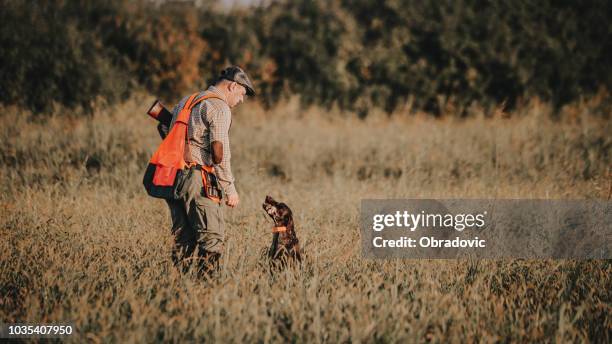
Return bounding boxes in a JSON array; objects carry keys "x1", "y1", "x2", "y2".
[
  {"x1": 0, "y1": 0, "x2": 130, "y2": 113},
  {"x1": 97, "y1": 3, "x2": 206, "y2": 100},
  {"x1": 1, "y1": 0, "x2": 610, "y2": 116}
]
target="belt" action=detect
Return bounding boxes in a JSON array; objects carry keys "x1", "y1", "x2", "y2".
[
  {"x1": 191, "y1": 164, "x2": 205, "y2": 171},
  {"x1": 190, "y1": 163, "x2": 223, "y2": 201}
]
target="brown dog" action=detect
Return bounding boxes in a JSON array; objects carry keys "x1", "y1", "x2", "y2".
[{"x1": 262, "y1": 195, "x2": 301, "y2": 267}]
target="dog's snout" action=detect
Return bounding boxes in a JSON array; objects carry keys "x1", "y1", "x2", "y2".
[{"x1": 265, "y1": 195, "x2": 274, "y2": 204}]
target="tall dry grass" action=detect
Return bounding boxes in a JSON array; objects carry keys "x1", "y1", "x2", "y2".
[{"x1": 0, "y1": 95, "x2": 610, "y2": 342}]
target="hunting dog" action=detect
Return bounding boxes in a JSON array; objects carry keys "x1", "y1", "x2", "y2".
[{"x1": 262, "y1": 195, "x2": 301, "y2": 268}]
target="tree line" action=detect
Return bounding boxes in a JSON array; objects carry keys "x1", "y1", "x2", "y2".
[{"x1": 1, "y1": 0, "x2": 610, "y2": 116}]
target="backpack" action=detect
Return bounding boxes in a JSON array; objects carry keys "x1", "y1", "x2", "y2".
[{"x1": 143, "y1": 93, "x2": 220, "y2": 200}]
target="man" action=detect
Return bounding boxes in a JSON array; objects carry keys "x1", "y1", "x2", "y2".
[{"x1": 161, "y1": 66, "x2": 255, "y2": 276}]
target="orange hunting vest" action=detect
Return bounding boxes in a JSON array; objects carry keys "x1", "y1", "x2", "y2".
[{"x1": 148, "y1": 93, "x2": 221, "y2": 187}]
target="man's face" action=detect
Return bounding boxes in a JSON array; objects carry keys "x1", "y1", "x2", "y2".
[{"x1": 227, "y1": 82, "x2": 246, "y2": 108}]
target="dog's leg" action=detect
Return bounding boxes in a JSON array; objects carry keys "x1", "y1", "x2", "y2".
[
  {"x1": 293, "y1": 246, "x2": 302, "y2": 263},
  {"x1": 268, "y1": 233, "x2": 279, "y2": 259}
]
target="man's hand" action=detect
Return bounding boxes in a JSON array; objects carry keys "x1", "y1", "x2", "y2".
[{"x1": 226, "y1": 193, "x2": 240, "y2": 208}]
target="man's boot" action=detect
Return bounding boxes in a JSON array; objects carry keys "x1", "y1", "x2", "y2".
[{"x1": 196, "y1": 252, "x2": 221, "y2": 279}]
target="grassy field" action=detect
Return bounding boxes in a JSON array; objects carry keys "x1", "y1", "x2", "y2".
[{"x1": 0, "y1": 95, "x2": 610, "y2": 342}]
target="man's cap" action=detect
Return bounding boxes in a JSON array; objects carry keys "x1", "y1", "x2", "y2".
[{"x1": 219, "y1": 66, "x2": 255, "y2": 96}]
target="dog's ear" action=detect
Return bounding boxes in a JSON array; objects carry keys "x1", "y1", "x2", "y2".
[
  {"x1": 279, "y1": 204, "x2": 293, "y2": 226},
  {"x1": 285, "y1": 206, "x2": 292, "y2": 220}
]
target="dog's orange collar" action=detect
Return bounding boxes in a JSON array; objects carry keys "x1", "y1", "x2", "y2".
[{"x1": 272, "y1": 226, "x2": 287, "y2": 233}]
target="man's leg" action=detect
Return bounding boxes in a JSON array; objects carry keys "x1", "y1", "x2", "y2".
[
  {"x1": 193, "y1": 197, "x2": 224, "y2": 276},
  {"x1": 182, "y1": 169, "x2": 225, "y2": 277},
  {"x1": 166, "y1": 199, "x2": 197, "y2": 273}
]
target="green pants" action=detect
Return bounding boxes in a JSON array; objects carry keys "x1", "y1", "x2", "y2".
[{"x1": 166, "y1": 167, "x2": 225, "y2": 273}]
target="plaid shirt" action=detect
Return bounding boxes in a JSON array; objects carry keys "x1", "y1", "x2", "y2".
[{"x1": 170, "y1": 86, "x2": 236, "y2": 196}]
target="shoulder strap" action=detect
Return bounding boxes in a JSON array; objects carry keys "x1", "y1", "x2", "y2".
[
  {"x1": 176, "y1": 93, "x2": 223, "y2": 123},
  {"x1": 175, "y1": 93, "x2": 199, "y2": 125},
  {"x1": 192, "y1": 94, "x2": 221, "y2": 107}
]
